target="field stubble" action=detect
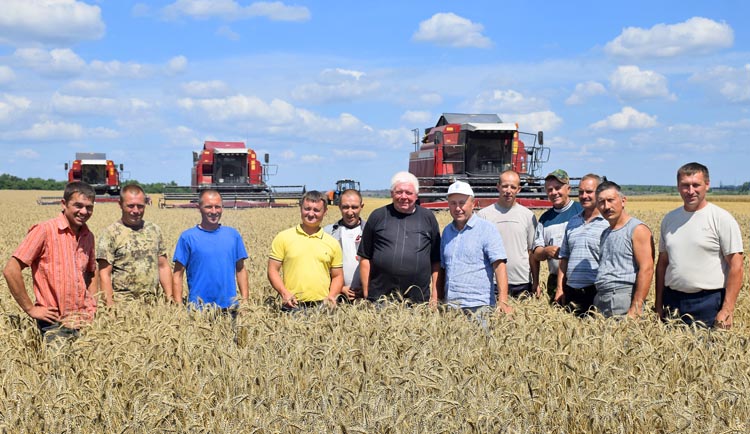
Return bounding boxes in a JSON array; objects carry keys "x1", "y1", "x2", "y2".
[{"x1": 0, "y1": 190, "x2": 749, "y2": 433}]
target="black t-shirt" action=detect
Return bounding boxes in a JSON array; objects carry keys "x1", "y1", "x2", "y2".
[{"x1": 357, "y1": 204, "x2": 441, "y2": 302}]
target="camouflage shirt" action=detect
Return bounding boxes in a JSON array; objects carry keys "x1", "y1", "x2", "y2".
[{"x1": 97, "y1": 220, "x2": 167, "y2": 299}]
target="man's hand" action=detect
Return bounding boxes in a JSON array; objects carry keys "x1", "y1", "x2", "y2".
[
  {"x1": 553, "y1": 288, "x2": 565, "y2": 305},
  {"x1": 543, "y1": 245, "x2": 560, "y2": 260},
  {"x1": 497, "y1": 302, "x2": 513, "y2": 315},
  {"x1": 282, "y1": 293, "x2": 298, "y2": 308},
  {"x1": 341, "y1": 286, "x2": 356, "y2": 301},
  {"x1": 715, "y1": 308, "x2": 733, "y2": 329},
  {"x1": 324, "y1": 295, "x2": 338, "y2": 308},
  {"x1": 27, "y1": 306, "x2": 60, "y2": 323}
]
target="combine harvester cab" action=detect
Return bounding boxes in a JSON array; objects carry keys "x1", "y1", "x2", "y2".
[
  {"x1": 160, "y1": 141, "x2": 306, "y2": 208},
  {"x1": 37, "y1": 152, "x2": 126, "y2": 205},
  {"x1": 409, "y1": 113, "x2": 555, "y2": 209}
]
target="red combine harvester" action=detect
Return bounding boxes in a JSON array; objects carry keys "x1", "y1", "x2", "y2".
[
  {"x1": 409, "y1": 113, "x2": 552, "y2": 209},
  {"x1": 160, "y1": 141, "x2": 306, "y2": 208},
  {"x1": 37, "y1": 152, "x2": 125, "y2": 205}
]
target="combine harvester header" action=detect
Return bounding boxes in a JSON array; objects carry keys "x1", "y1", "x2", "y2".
[{"x1": 160, "y1": 141, "x2": 306, "y2": 208}]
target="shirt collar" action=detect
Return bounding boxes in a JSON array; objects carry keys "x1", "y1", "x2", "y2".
[
  {"x1": 55, "y1": 213, "x2": 89, "y2": 236},
  {"x1": 296, "y1": 224, "x2": 324, "y2": 238}
]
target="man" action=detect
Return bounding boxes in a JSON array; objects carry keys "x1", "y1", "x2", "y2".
[
  {"x1": 477, "y1": 170, "x2": 539, "y2": 298},
  {"x1": 532, "y1": 169, "x2": 583, "y2": 302},
  {"x1": 594, "y1": 181, "x2": 654, "y2": 318},
  {"x1": 324, "y1": 189, "x2": 366, "y2": 301},
  {"x1": 358, "y1": 171, "x2": 441, "y2": 304},
  {"x1": 173, "y1": 189, "x2": 249, "y2": 311},
  {"x1": 268, "y1": 191, "x2": 344, "y2": 311},
  {"x1": 555, "y1": 174, "x2": 610, "y2": 316},
  {"x1": 655, "y1": 162, "x2": 744, "y2": 328},
  {"x1": 439, "y1": 181, "x2": 511, "y2": 314},
  {"x1": 97, "y1": 184, "x2": 172, "y2": 305},
  {"x1": 3, "y1": 181, "x2": 98, "y2": 341}
]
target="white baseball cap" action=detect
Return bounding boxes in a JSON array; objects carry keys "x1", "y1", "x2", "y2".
[{"x1": 447, "y1": 180, "x2": 474, "y2": 197}]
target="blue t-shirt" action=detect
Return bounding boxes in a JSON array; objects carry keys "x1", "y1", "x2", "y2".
[{"x1": 173, "y1": 225, "x2": 248, "y2": 308}]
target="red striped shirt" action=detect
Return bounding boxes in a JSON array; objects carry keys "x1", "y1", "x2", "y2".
[{"x1": 13, "y1": 213, "x2": 97, "y2": 326}]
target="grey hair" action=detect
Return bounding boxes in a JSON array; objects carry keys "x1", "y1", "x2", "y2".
[{"x1": 390, "y1": 171, "x2": 420, "y2": 193}]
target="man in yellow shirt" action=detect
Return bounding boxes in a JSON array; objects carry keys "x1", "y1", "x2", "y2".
[{"x1": 267, "y1": 191, "x2": 344, "y2": 311}]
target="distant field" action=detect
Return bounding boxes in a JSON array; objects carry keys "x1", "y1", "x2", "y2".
[{"x1": 1, "y1": 190, "x2": 749, "y2": 432}]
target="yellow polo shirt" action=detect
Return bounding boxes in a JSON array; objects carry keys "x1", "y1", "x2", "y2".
[{"x1": 269, "y1": 225, "x2": 343, "y2": 302}]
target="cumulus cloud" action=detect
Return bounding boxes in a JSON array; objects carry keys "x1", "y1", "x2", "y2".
[
  {"x1": 216, "y1": 25, "x2": 240, "y2": 40},
  {"x1": 0, "y1": 66, "x2": 15, "y2": 86},
  {"x1": 0, "y1": 94, "x2": 32, "y2": 123},
  {"x1": 690, "y1": 64, "x2": 750, "y2": 103},
  {"x1": 300, "y1": 154, "x2": 323, "y2": 163},
  {"x1": 163, "y1": 0, "x2": 310, "y2": 22},
  {"x1": 468, "y1": 89, "x2": 549, "y2": 113},
  {"x1": 14, "y1": 48, "x2": 86, "y2": 76},
  {"x1": 610, "y1": 65, "x2": 674, "y2": 100},
  {"x1": 166, "y1": 55, "x2": 188, "y2": 75},
  {"x1": 292, "y1": 68, "x2": 380, "y2": 103},
  {"x1": 413, "y1": 13, "x2": 492, "y2": 48},
  {"x1": 181, "y1": 80, "x2": 231, "y2": 97},
  {"x1": 565, "y1": 81, "x2": 607, "y2": 105},
  {"x1": 5, "y1": 120, "x2": 118, "y2": 141},
  {"x1": 65, "y1": 80, "x2": 112, "y2": 95},
  {"x1": 604, "y1": 17, "x2": 733, "y2": 58},
  {"x1": 590, "y1": 106, "x2": 657, "y2": 130},
  {"x1": 50, "y1": 93, "x2": 151, "y2": 116},
  {"x1": 90, "y1": 59, "x2": 150, "y2": 78},
  {"x1": 419, "y1": 93, "x2": 443, "y2": 105},
  {"x1": 506, "y1": 111, "x2": 563, "y2": 133},
  {"x1": 400, "y1": 110, "x2": 432, "y2": 124},
  {"x1": 0, "y1": 0, "x2": 105, "y2": 46}
]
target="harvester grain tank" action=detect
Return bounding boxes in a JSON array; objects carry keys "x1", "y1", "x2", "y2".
[
  {"x1": 160, "y1": 141, "x2": 306, "y2": 208},
  {"x1": 409, "y1": 113, "x2": 551, "y2": 208}
]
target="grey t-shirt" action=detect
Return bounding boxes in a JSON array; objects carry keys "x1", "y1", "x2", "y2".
[{"x1": 477, "y1": 202, "x2": 537, "y2": 285}]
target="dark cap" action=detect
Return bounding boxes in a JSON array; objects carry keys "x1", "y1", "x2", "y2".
[{"x1": 545, "y1": 169, "x2": 569, "y2": 184}]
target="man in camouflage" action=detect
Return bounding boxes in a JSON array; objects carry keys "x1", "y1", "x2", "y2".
[{"x1": 97, "y1": 184, "x2": 173, "y2": 304}]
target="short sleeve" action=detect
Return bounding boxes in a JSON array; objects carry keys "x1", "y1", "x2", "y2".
[
  {"x1": 269, "y1": 232, "x2": 286, "y2": 262},
  {"x1": 13, "y1": 223, "x2": 46, "y2": 267}
]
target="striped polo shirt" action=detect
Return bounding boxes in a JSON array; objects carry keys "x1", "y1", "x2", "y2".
[
  {"x1": 533, "y1": 200, "x2": 583, "y2": 275},
  {"x1": 559, "y1": 212, "x2": 610, "y2": 288}
]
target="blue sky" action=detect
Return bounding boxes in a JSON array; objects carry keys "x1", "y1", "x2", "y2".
[{"x1": 1, "y1": 0, "x2": 748, "y2": 189}]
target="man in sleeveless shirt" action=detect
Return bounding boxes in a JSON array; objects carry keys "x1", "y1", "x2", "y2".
[
  {"x1": 655, "y1": 163, "x2": 744, "y2": 328},
  {"x1": 594, "y1": 181, "x2": 654, "y2": 318}
]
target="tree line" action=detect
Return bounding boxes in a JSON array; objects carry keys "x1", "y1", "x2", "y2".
[{"x1": 1, "y1": 173, "x2": 747, "y2": 195}]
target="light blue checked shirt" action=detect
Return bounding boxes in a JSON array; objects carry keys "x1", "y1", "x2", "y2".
[
  {"x1": 558, "y1": 212, "x2": 609, "y2": 288},
  {"x1": 441, "y1": 215, "x2": 507, "y2": 308}
]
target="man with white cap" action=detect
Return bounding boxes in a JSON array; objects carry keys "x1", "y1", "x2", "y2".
[{"x1": 439, "y1": 181, "x2": 511, "y2": 314}]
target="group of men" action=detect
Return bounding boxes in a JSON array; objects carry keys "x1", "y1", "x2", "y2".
[{"x1": 2, "y1": 162, "x2": 745, "y2": 343}]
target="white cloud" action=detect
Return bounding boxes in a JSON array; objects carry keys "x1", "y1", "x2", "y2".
[
  {"x1": 65, "y1": 80, "x2": 112, "y2": 94},
  {"x1": 14, "y1": 48, "x2": 86, "y2": 76},
  {"x1": 0, "y1": 0, "x2": 105, "y2": 46},
  {"x1": 690, "y1": 64, "x2": 750, "y2": 103},
  {"x1": 610, "y1": 65, "x2": 674, "y2": 100},
  {"x1": 300, "y1": 154, "x2": 323, "y2": 163},
  {"x1": 590, "y1": 106, "x2": 658, "y2": 130},
  {"x1": 90, "y1": 60, "x2": 149, "y2": 78},
  {"x1": 413, "y1": 13, "x2": 492, "y2": 48},
  {"x1": 400, "y1": 110, "x2": 432, "y2": 124},
  {"x1": 0, "y1": 66, "x2": 15, "y2": 85},
  {"x1": 51, "y1": 93, "x2": 118, "y2": 115},
  {"x1": 0, "y1": 94, "x2": 32, "y2": 123},
  {"x1": 280, "y1": 150, "x2": 296, "y2": 160},
  {"x1": 15, "y1": 148, "x2": 40, "y2": 159},
  {"x1": 419, "y1": 93, "x2": 443, "y2": 105},
  {"x1": 468, "y1": 89, "x2": 548, "y2": 113},
  {"x1": 166, "y1": 55, "x2": 188, "y2": 75},
  {"x1": 163, "y1": 0, "x2": 311, "y2": 22},
  {"x1": 565, "y1": 81, "x2": 606, "y2": 105},
  {"x1": 332, "y1": 149, "x2": 377, "y2": 159},
  {"x1": 604, "y1": 17, "x2": 733, "y2": 58},
  {"x1": 216, "y1": 25, "x2": 240, "y2": 40},
  {"x1": 3, "y1": 120, "x2": 118, "y2": 141},
  {"x1": 181, "y1": 80, "x2": 231, "y2": 97},
  {"x1": 292, "y1": 68, "x2": 380, "y2": 103},
  {"x1": 506, "y1": 111, "x2": 563, "y2": 133}
]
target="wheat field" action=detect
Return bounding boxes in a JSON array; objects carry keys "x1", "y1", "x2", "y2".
[{"x1": 1, "y1": 190, "x2": 749, "y2": 433}]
